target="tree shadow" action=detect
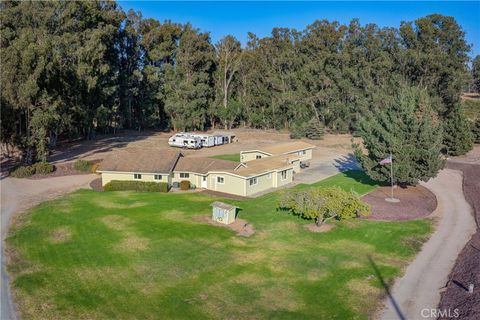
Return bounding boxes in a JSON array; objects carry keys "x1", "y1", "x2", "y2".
[
  {"x1": 367, "y1": 255, "x2": 405, "y2": 320},
  {"x1": 333, "y1": 153, "x2": 362, "y2": 172}
]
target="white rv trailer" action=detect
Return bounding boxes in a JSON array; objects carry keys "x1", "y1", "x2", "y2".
[
  {"x1": 168, "y1": 134, "x2": 201, "y2": 149},
  {"x1": 190, "y1": 134, "x2": 215, "y2": 147},
  {"x1": 213, "y1": 135, "x2": 225, "y2": 146}
]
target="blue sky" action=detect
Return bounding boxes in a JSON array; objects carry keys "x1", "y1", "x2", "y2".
[{"x1": 118, "y1": 1, "x2": 480, "y2": 57}]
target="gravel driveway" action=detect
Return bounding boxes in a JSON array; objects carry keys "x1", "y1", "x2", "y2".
[
  {"x1": 1, "y1": 174, "x2": 96, "y2": 320},
  {"x1": 379, "y1": 169, "x2": 476, "y2": 320}
]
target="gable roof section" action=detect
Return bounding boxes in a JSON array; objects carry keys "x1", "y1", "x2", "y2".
[
  {"x1": 257, "y1": 141, "x2": 316, "y2": 155},
  {"x1": 175, "y1": 157, "x2": 239, "y2": 174},
  {"x1": 216, "y1": 154, "x2": 300, "y2": 177},
  {"x1": 98, "y1": 149, "x2": 181, "y2": 174}
]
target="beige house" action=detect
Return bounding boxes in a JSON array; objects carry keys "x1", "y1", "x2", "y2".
[
  {"x1": 240, "y1": 141, "x2": 315, "y2": 166},
  {"x1": 98, "y1": 141, "x2": 314, "y2": 197}
]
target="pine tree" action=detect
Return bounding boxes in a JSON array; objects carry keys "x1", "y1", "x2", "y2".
[
  {"x1": 443, "y1": 106, "x2": 474, "y2": 156},
  {"x1": 304, "y1": 118, "x2": 325, "y2": 140},
  {"x1": 354, "y1": 87, "x2": 445, "y2": 185}
]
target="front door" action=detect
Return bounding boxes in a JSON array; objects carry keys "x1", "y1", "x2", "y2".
[{"x1": 201, "y1": 176, "x2": 207, "y2": 188}]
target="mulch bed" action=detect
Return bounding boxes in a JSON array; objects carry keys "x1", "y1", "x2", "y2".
[
  {"x1": 438, "y1": 162, "x2": 480, "y2": 320},
  {"x1": 362, "y1": 185, "x2": 437, "y2": 221},
  {"x1": 304, "y1": 223, "x2": 335, "y2": 233},
  {"x1": 90, "y1": 177, "x2": 104, "y2": 192},
  {"x1": 28, "y1": 159, "x2": 101, "y2": 180}
]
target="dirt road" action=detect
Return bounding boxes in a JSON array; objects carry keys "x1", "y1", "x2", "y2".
[
  {"x1": 1, "y1": 174, "x2": 96, "y2": 320},
  {"x1": 379, "y1": 169, "x2": 476, "y2": 320}
]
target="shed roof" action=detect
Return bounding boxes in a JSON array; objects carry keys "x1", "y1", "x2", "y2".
[
  {"x1": 243, "y1": 141, "x2": 315, "y2": 155},
  {"x1": 98, "y1": 149, "x2": 181, "y2": 174},
  {"x1": 210, "y1": 201, "x2": 238, "y2": 210},
  {"x1": 175, "y1": 157, "x2": 239, "y2": 174}
]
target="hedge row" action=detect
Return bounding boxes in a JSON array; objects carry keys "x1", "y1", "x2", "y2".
[
  {"x1": 104, "y1": 180, "x2": 169, "y2": 192},
  {"x1": 10, "y1": 162, "x2": 55, "y2": 178}
]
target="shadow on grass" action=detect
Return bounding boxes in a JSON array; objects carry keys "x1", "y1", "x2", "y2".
[
  {"x1": 342, "y1": 170, "x2": 386, "y2": 187},
  {"x1": 367, "y1": 255, "x2": 405, "y2": 320}
]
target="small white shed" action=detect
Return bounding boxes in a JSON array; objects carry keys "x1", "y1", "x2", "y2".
[{"x1": 211, "y1": 201, "x2": 238, "y2": 225}]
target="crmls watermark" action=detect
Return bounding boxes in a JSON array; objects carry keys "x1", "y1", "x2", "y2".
[{"x1": 421, "y1": 308, "x2": 460, "y2": 318}]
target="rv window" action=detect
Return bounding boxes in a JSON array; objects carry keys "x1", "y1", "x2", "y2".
[
  {"x1": 154, "y1": 175, "x2": 162, "y2": 180},
  {"x1": 134, "y1": 173, "x2": 142, "y2": 180},
  {"x1": 249, "y1": 177, "x2": 258, "y2": 186},
  {"x1": 217, "y1": 176, "x2": 224, "y2": 184},
  {"x1": 180, "y1": 173, "x2": 190, "y2": 178}
]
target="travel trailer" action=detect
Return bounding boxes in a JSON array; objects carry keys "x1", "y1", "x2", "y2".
[
  {"x1": 168, "y1": 133, "x2": 201, "y2": 149},
  {"x1": 191, "y1": 134, "x2": 216, "y2": 147}
]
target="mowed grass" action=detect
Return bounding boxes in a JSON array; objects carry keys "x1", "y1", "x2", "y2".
[
  {"x1": 209, "y1": 153, "x2": 240, "y2": 162},
  {"x1": 7, "y1": 172, "x2": 431, "y2": 319}
]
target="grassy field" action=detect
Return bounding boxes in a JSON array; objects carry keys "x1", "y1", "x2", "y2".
[
  {"x1": 209, "y1": 153, "x2": 241, "y2": 162},
  {"x1": 7, "y1": 172, "x2": 431, "y2": 319}
]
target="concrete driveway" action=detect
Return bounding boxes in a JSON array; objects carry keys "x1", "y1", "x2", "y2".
[
  {"x1": 379, "y1": 169, "x2": 476, "y2": 320},
  {"x1": 1, "y1": 174, "x2": 96, "y2": 320},
  {"x1": 294, "y1": 153, "x2": 361, "y2": 184}
]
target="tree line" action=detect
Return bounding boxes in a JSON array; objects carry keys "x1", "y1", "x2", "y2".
[{"x1": 1, "y1": 0, "x2": 477, "y2": 163}]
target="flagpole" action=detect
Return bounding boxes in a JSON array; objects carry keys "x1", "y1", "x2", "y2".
[{"x1": 390, "y1": 152, "x2": 394, "y2": 200}]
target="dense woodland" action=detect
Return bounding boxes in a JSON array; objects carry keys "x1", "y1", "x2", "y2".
[{"x1": 1, "y1": 0, "x2": 479, "y2": 163}]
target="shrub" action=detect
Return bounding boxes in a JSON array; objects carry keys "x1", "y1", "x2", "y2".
[
  {"x1": 471, "y1": 119, "x2": 480, "y2": 144},
  {"x1": 90, "y1": 162, "x2": 100, "y2": 174},
  {"x1": 180, "y1": 180, "x2": 190, "y2": 190},
  {"x1": 32, "y1": 162, "x2": 55, "y2": 174},
  {"x1": 289, "y1": 118, "x2": 325, "y2": 140},
  {"x1": 10, "y1": 166, "x2": 35, "y2": 178},
  {"x1": 104, "y1": 180, "x2": 169, "y2": 192},
  {"x1": 278, "y1": 187, "x2": 371, "y2": 226},
  {"x1": 74, "y1": 159, "x2": 92, "y2": 172},
  {"x1": 289, "y1": 122, "x2": 306, "y2": 139}
]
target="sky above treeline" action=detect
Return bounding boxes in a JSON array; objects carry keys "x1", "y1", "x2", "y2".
[{"x1": 118, "y1": 1, "x2": 480, "y2": 58}]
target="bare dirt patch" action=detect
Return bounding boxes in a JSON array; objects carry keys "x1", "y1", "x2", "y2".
[
  {"x1": 304, "y1": 223, "x2": 335, "y2": 233},
  {"x1": 362, "y1": 185, "x2": 437, "y2": 221},
  {"x1": 195, "y1": 216, "x2": 255, "y2": 237},
  {"x1": 50, "y1": 227, "x2": 72, "y2": 243}
]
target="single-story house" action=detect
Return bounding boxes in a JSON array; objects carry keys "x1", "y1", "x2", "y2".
[
  {"x1": 97, "y1": 141, "x2": 312, "y2": 197},
  {"x1": 240, "y1": 141, "x2": 316, "y2": 167},
  {"x1": 97, "y1": 149, "x2": 181, "y2": 185}
]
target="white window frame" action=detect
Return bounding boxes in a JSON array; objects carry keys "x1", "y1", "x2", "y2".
[
  {"x1": 281, "y1": 170, "x2": 287, "y2": 181},
  {"x1": 217, "y1": 176, "x2": 225, "y2": 184},
  {"x1": 249, "y1": 177, "x2": 258, "y2": 186},
  {"x1": 267, "y1": 173, "x2": 272, "y2": 179},
  {"x1": 180, "y1": 172, "x2": 190, "y2": 178},
  {"x1": 301, "y1": 150, "x2": 306, "y2": 155},
  {"x1": 134, "y1": 173, "x2": 142, "y2": 180},
  {"x1": 154, "y1": 174, "x2": 162, "y2": 180}
]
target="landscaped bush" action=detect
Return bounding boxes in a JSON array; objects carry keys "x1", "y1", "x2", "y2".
[
  {"x1": 180, "y1": 180, "x2": 190, "y2": 190},
  {"x1": 104, "y1": 180, "x2": 169, "y2": 192},
  {"x1": 10, "y1": 166, "x2": 35, "y2": 178},
  {"x1": 278, "y1": 187, "x2": 371, "y2": 226},
  {"x1": 73, "y1": 159, "x2": 92, "y2": 172},
  {"x1": 90, "y1": 162, "x2": 100, "y2": 173},
  {"x1": 32, "y1": 162, "x2": 55, "y2": 174}
]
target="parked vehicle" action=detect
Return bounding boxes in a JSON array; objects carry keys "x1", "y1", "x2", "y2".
[
  {"x1": 168, "y1": 134, "x2": 201, "y2": 149},
  {"x1": 214, "y1": 135, "x2": 225, "y2": 145},
  {"x1": 191, "y1": 134, "x2": 215, "y2": 147}
]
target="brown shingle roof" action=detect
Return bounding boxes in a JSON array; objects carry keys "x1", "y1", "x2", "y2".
[
  {"x1": 244, "y1": 141, "x2": 315, "y2": 155},
  {"x1": 220, "y1": 154, "x2": 301, "y2": 177},
  {"x1": 175, "y1": 157, "x2": 239, "y2": 174},
  {"x1": 98, "y1": 149, "x2": 181, "y2": 173}
]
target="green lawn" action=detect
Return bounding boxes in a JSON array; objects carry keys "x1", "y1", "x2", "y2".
[
  {"x1": 7, "y1": 171, "x2": 431, "y2": 319},
  {"x1": 209, "y1": 153, "x2": 240, "y2": 162}
]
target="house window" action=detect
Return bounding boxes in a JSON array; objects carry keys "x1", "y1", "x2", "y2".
[
  {"x1": 281, "y1": 170, "x2": 287, "y2": 180},
  {"x1": 180, "y1": 173, "x2": 189, "y2": 178},
  {"x1": 249, "y1": 177, "x2": 258, "y2": 186},
  {"x1": 217, "y1": 176, "x2": 224, "y2": 184},
  {"x1": 134, "y1": 173, "x2": 142, "y2": 180},
  {"x1": 256, "y1": 155, "x2": 262, "y2": 159},
  {"x1": 301, "y1": 150, "x2": 306, "y2": 155},
  {"x1": 267, "y1": 173, "x2": 272, "y2": 179},
  {"x1": 154, "y1": 175, "x2": 162, "y2": 180}
]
